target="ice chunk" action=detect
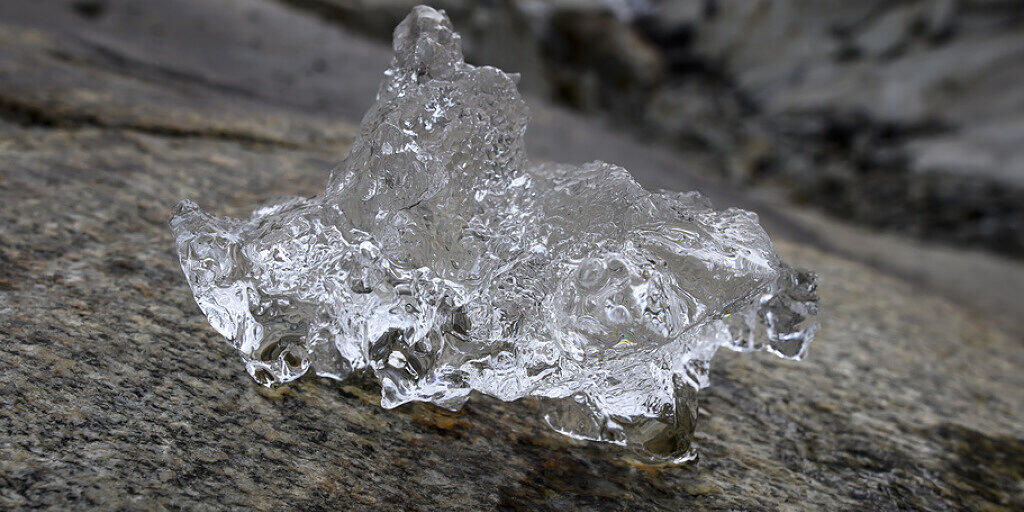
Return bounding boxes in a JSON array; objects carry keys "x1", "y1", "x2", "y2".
[{"x1": 170, "y1": 5, "x2": 818, "y2": 464}]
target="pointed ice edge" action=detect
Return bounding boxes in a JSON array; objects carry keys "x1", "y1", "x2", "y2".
[{"x1": 170, "y1": 6, "x2": 818, "y2": 465}]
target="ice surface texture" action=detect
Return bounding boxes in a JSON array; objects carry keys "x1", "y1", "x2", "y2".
[{"x1": 171, "y1": 6, "x2": 818, "y2": 464}]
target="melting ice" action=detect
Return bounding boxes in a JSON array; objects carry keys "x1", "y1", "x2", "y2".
[{"x1": 171, "y1": 6, "x2": 818, "y2": 463}]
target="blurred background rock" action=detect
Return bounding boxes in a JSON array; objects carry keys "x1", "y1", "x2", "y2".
[{"x1": 283, "y1": 0, "x2": 1024, "y2": 257}]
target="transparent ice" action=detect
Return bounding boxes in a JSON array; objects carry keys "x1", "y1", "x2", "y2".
[{"x1": 170, "y1": 6, "x2": 818, "y2": 464}]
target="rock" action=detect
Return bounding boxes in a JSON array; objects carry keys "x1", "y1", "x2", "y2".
[
  {"x1": 0, "y1": 1, "x2": 1021, "y2": 510},
  {"x1": 658, "y1": 0, "x2": 1024, "y2": 256},
  {"x1": 541, "y1": 5, "x2": 665, "y2": 114}
]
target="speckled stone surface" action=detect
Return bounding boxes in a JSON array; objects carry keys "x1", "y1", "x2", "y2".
[{"x1": 1, "y1": 1, "x2": 1022, "y2": 511}]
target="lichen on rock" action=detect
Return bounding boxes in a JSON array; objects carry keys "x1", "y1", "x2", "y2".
[{"x1": 170, "y1": 5, "x2": 818, "y2": 464}]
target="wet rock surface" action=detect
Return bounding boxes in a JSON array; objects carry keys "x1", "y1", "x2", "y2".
[{"x1": 1, "y1": 1, "x2": 1022, "y2": 510}]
